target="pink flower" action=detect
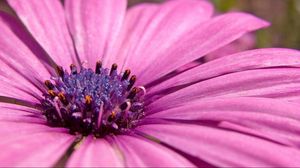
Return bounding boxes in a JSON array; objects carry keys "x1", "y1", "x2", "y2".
[{"x1": 0, "y1": 0, "x2": 300, "y2": 167}]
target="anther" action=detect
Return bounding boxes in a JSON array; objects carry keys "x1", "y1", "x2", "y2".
[
  {"x1": 110, "y1": 63, "x2": 118, "y2": 76},
  {"x1": 85, "y1": 95, "x2": 92, "y2": 105},
  {"x1": 70, "y1": 64, "x2": 77, "y2": 75},
  {"x1": 127, "y1": 75, "x2": 136, "y2": 91},
  {"x1": 58, "y1": 92, "x2": 68, "y2": 105},
  {"x1": 45, "y1": 80, "x2": 54, "y2": 89},
  {"x1": 48, "y1": 90, "x2": 57, "y2": 98},
  {"x1": 85, "y1": 95, "x2": 92, "y2": 111},
  {"x1": 108, "y1": 111, "x2": 116, "y2": 122},
  {"x1": 56, "y1": 66, "x2": 64, "y2": 77},
  {"x1": 122, "y1": 69, "x2": 131, "y2": 81},
  {"x1": 120, "y1": 101, "x2": 131, "y2": 111},
  {"x1": 95, "y1": 61, "x2": 102, "y2": 74},
  {"x1": 127, "y1": 87, "x2": 138, "y2": 99}
]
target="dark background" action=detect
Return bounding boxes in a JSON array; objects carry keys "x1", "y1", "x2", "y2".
[{"x1": 1, "y1": 0, "x2": 299, "y2": 49}]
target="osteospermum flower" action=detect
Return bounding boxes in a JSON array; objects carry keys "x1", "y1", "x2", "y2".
[{"x1": 1, "y1": 0, "x2": 300, "y2": 167}]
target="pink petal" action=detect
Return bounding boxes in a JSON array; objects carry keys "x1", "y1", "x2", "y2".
[
  {"x1": 8, "y1": 0, "x2": 77, "y2": 68},
  {"x1": 137, "y1": 124, "x2": 300, "y2": 167},
  {"x1": 148, "y1": 97, "x2": 300, "y2": 147},
  {"x1": 0, "y1": 104, "x2": 44, "y2": 123},
  {"x1": 205, "y1": 33, "x2": 256, "y2": 61},
  {"x1": 138, "y1": 12, "x2": 269, "y2": 85},
  {"x1": 114, "y1": 135, "x2": 195, "y2": 167},
  {"x1": 66, "y1": 136, "x2": 124, "y2": 167},
  {"x1": 0, "y1": 78, "x2": 41, "y2": 102},
  {"x1": 0, "y1": 12, "x2": 51, "y2": 99},
  {"x1": 109, "y1": 0, "x2": 213, "y2": 73},
  {"x1": 148, "y1": 48, "x2": 300, "y2": 96},
  {"x1": 0, "y1": 130, "x2": 75, "y2": 167},
  {"x1": 65, "y1": 0, "x2": 127, "y2": 68},
  {"x1": 149, "y1": 67, "x2": 300, "y2": 112}
]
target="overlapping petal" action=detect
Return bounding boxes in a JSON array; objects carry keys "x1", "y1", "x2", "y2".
[
  {"x1": 66, "y1": 136, "x2": 124, "y2": 167},
  {"x1": 138, "y1": 12, "x2": 269, "y2": 85},
  {"x1": 147, "y1": 97, "x2": 300, "y2": 147},
  {"x1": 8, "y1": 0, "x2": 78, "y2": 68},
  {"x1": 0, "y1": 131, "x2": 75, "y2": 167},
  {"x1": 111, "y1": 0, "x2": 213, "y2": 73},
  {"x1": 114, "y1": 135, "x2": 195, "y2": 167},
  {"x1": 137, "y1": 123, "x2": 300, "y2": 167},
  {"x1": 148, "y1": 48, "x2": 300, "y2": 94},
  {"x1": 148, "y1": 67, "x2": 300, "y2": 113},
  {"x1": 65, "y1": 0, "x2": 127, "y2": 68}
]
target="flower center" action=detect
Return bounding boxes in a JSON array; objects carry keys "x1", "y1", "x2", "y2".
[{"x1": 41, "y1": 61, "x2": 145, "y2": 137}]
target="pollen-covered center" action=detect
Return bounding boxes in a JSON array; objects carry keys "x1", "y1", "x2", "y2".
[{"x1": 41, "y1": 61, "x2": 145, "y2": 137}]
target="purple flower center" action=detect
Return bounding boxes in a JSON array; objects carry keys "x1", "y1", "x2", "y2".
[{"x1": 41, "y1": 61, "x2": 145, "y2": 137}]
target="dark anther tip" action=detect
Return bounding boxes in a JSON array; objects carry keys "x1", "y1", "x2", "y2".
[
  {"x1": 95, "y1": 61, "x2": 102, "y2": 74},
  {"x1": 109, "y1": 63, "x2": 118, "y2": 75},
  {"x1": 56, "y1": 66, "x2": 64, "y2": 77},
  {"x1": 127, "y1": 75, "x2": 137, "y2": 90},
  {"x1": 58, "y1": 92, "x2": 68, "y2": 105},
  {"x1": 120, "y1": 102, "x2": 128, "y2": 110},
  {"x1": 127, "y1": 87, "x2": 138, "y2": 99},
  {"x1": 110, "y1": 63, "x2": 118, "y2": 76},
  {"x1": 70, "y1": 64, "x2": 77, "y2": 74},
  {"x1": 44, "y1": 80, "x2": 54, "y2": 89},
  {"x1": 122, "y1": 69, "x2": 131, "y2": 81},
  {"x1": 48, "y1": 90, "x2": 56, "y2": 98}
]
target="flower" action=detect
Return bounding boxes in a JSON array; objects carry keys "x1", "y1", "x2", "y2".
[{"x1": 0, "y1": 0, "x2": 300, "y2": 167}]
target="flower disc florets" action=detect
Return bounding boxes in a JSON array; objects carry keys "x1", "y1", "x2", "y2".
[{"x1": 41, "y1": 61, "x2": 145, "y2": 137}]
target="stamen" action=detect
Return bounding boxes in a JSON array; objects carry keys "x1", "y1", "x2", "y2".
[
  {"x1": 108, "y1": 111, "x2": 116, "y2": 122},
  {"x1": 85, "y1": 95, "x2": 92, "y2": 111},
  {"x1": 56, "y1": 66, "x2": 64, "y2": 77},
  {"x1": 70, "y1": 64, "x2": 77, "y2": 74},
  {"x1": 127, "y1": 87, "x2": 138, "y2": 99},
  {"x1": 48, "y1": 90, "x2": 56, "y2": 98},
  {"x1": 58, "y1": 92, "x2": 68, "y2": 105},
  {"x1": 45, "y1": 80, "x2": 54, "y2": 89},
  {"x1": 95, "y1": 61, "x2": 102, "y2": 74},
  {"x1": 120, "y1": 101, "x2": 131, "y2": 111},
  {"x1": 96, "y1": 102, "x2": 104, "y2": 129},
  {"x1": 122, "y1": 69, "x2": 131, "y2": 81},
  {"x1": 110, "y1": 63, "x2": 118, "y2": 76},
  {"x1": 127, "y1": 75, "x2": 136, "y2": 90}
]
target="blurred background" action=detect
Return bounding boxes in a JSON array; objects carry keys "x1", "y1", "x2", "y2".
[{"x1": 1, "y1": 0, "x2": 299, "y2": 49}]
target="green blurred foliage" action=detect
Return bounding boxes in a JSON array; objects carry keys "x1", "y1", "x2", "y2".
[{"x1": 212, "y1": 0, "x2": 300, "y2": 49}]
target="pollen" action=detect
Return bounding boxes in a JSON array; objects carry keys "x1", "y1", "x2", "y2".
[{"x1": 41, "y1": 61, "x2": 145, "y2": 137}]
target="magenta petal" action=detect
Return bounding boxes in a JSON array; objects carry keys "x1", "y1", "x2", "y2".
[
  {"x1": 115, "y1": 135, "x2": 195, "y2": 167},
  {"x1": 137, "y1": 124, "x2": 300, "y2": 167},
  {"x1": 149, "y1": 68, "x2": 300, "y2": 112},
  {"x1": 148, "y1": 97, "x2": 300, "y2": 147},
  {"x1": 65, "y1": 0, "x2": 127, "y2": 68},
  {"x1": 138, "y1": 12, "x2": 269, "y2": 85},
  {"x1": 0, "y1": 122, "x2": 75, "y2": 167},
  {"x1": 66, "y1": 136, "x2": 123, "y2": 167},
  {"x1": 149, "y1": 48, "x2": 300, "y2": 95},
  {"x1": 0, "y1": 78, "x2": 41, "y2": 102},
  {"x1": 110, "y1": 0, "x2": 213, "y2": 73},
  {"x1": 205, "y1": 33, "x2": 256, "y2": 61},
  {"x1": 0, "y1": 12, "x2": 52, "y2": 100},
  {"x1": 0, "y1": 105, "x2": 44, "y2": 123},
  {"x1": 8, "y1": 0, "x2": 77, "y2": 68}
]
